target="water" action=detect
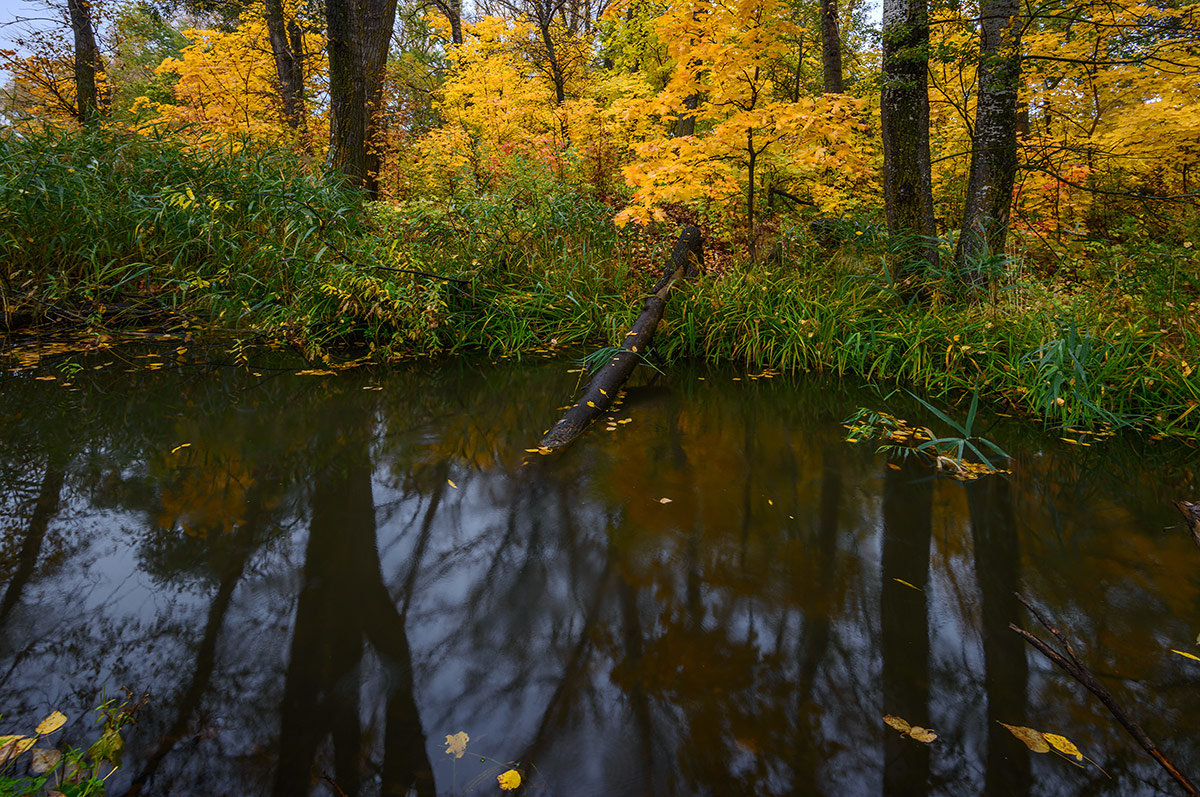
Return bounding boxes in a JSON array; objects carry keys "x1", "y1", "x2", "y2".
[{"x1": 1, "y1": 343, "x2": 1198, "y2": 796}]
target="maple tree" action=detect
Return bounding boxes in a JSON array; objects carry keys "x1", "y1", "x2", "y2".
[{"x1": 613, "y1": 0, "x2": 873, "y2": 260}]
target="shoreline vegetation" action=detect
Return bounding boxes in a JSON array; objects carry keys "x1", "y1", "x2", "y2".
[{"x1": 2, "y1": 126, "x2": 1199, "y2": 439}]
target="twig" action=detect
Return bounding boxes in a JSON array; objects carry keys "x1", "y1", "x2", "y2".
[
  {"x1": 1011, "y1": 593, "x2": 1198, "y2": 795},
  {"x1": 370, "y1": 265, "x2": 471, "y2": 285}
]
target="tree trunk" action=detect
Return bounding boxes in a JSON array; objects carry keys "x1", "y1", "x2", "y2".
[
  {"x1": 955, "y1": 0, "x2": 1023, "y2": 284},
  {"x1": 67, "y1": 0, "x2": 101, "y2": 123},
  {"x1": 881, "y1": 0, "x2": 937, "y2": 274},
  {"x1": 820, "y1": 0, "x2": 844, "y2": 93},
  {"x1": 326, "y1": 0, "x2": 398, "y2": 194},
  {"x1": 263, "y1": 0, "x2": 306, "y2": 132},
  {"x1": 674, "y1": 93, "x2": 698, "y2": 137},
  {"x1": 539, "y1": 227, "x2": 702, "y2": 450}
]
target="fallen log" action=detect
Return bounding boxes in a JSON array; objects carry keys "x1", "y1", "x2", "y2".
[{"x1": 539, "y1": 226, "x2": 703, "y2": 451}]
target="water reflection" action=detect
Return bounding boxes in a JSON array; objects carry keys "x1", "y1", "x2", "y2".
[{"x1": 0, "y1": 351, "x2": 1197, "y2": 795}]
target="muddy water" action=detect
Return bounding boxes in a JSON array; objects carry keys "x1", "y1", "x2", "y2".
[{"x1": 0, "y1": 344, "x2": 1198, "y2": 795}]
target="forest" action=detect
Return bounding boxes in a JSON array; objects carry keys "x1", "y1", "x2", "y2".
[
  {"x1": 1, "y1": 0, "x2": 1200, "y2": 793},
  {"x1": 0, "y1": 0, "x2": 1197, "y2": 434}
]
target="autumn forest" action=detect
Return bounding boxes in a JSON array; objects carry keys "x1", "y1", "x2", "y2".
[{"x1": 1, "y1": 0, "x2": 1200, "y2": 792}]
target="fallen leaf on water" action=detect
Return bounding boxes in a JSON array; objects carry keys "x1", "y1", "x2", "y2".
[
  {"x1": 998, "y1": 722, "x2": 1050, "y2": 753},
  {"x1": 30, "y1": 748, "x2": 61, "y2": 774},
  {"x1": 35, "y1": 376, "x2": 56, "y2": 381},
  {"x1": 909, "y1": 727, "x2": 938, "y2": 743},
  {"x1": 1171, "y1": 648, "x2": 1200, "y2": 662},
  {"x1": 892, "y1": 578, "x2": 921, "y2": 591},
  {"x1": 295, "y1": 369, "x2": 336, "y2": 376},
  {"x1": 0, "y1": 736, "x2": 35, "y2": 766},
  {"x1": 659, "y1": 497, "x2": 673, "y2": 504},
  {"x1": 170, "y1": 443, "x2": 192, "y2": 454},
  {"x1": 447, "y1": 479, "x2": 457, "y2": 489},
  {"x1": 525, "y1": 448, "x2": 540, "y2": 453},
  {"x1": 883, "y1": 715, "x2": 937, "y2": 744},
  {"x1": 35, "y1": 711, "x2": 67, "y2": 735},
  {"x1": 1044, "y1": 733, "x2": 1083, "y2": 761},
  {"x1": 497, "y1": 770, "x2": 521, "y2": 790},
  {"x1": 444, "y1": 732, "x2": 469, "y2": 759},
  {"x1": 587, "y1": 401, "x2": 595, "y2": 408}
]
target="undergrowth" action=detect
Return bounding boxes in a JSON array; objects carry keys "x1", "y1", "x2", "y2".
[{"x1": 3, "y1": 126, "x2": 1199, "y2": 437}]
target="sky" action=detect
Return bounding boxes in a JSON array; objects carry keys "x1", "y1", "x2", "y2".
[{"x1": 0, "y1": 0, "x2": 63, "y2": 51}]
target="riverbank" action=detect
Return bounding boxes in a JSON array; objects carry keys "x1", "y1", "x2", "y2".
[{"x1": 3, "y1": 126, "x2": 1198, "y2": 437}]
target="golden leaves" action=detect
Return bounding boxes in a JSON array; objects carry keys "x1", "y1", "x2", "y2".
[
  {"x1": 999, "y1": 723, "x2": 1090, "y2": 765},
  {"x1": 1043, "y1": 733, "x2": 1083, "y2": 761},
  {"x1": 998, "y1": 723, "x2": 1050, "y2": 753},
  {"x1": 497, "y1": 769, "x2": 522, "y2": 790},
  {"x1": 444, "y1": 731, "x2": 469, "y2": 759},
  {"x1": 35, "y1": 711, "x2": 67, "y2": 735},
  {"x1": 883, "y1": 715, "x2": 938, "y2": 744},
  {"x1": 1170, "y1": 648, "x2": 1200, "y2": 663}
]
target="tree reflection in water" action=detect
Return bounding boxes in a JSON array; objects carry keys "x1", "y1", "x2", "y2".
[{"x1": 0, "y1": 354, "x2": 1196, "y2": 795}]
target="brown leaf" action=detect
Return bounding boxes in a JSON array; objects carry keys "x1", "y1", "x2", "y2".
[
  {"x1": 883, "y1": 715, "x2": 911, "y2": 733},
  {"x1": 999, "y1": 722, "x2": 1050, "y2": 753}
]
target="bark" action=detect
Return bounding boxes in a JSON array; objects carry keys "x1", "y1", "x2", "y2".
[
  {"x1": 67, "y1": 0, "x2": 101, "y2": 123},
  {"x1": 431, "y1": 0, "x2": 464, "y2": 44},
  {"x1": 674, "y1": 92, "x2": 698, "y2": 137},
  {"x1": 820, "y1": 0, "x2": 844, "y2": 93},
  {"x1": 881, "y1": 0, "x2": 937, "y2": 272},
  {"x1": 326, "y1": 0, "x2": 399, "y2": 194},
  {"x1": 539, "y1": 226, "x2": 702, "y2": 450},
  {"x1": 955, "y1": 0, "x2": 1023, "y2": 284},
  {"x1": 263, "y1": 0, "x2": 306, "y2": 132}
]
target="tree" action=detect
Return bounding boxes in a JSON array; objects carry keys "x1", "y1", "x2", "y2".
[
  {"x1": 880, "y1": 0, "x2": 937, "y2": 272},
  {"x1": 262, "y1": 0, "x2": 307, "y2": 134},
  {"x1": 819, "y1": 0, "x2": 842, "y2": 92},
  {"x1": 615, "y1": 0, "x2": 870, "y2": 260},
  {"x1": 67, "y1": 0, "x2": 103, "y2": 122},
  {"x1": 955, "y1": 0, "x2": 1022, "y2": 282},
  {"x1": 326, "y1": 0, "x2": 400, "y2": 192}
]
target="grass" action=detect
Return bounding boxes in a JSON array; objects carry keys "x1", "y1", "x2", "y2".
[{"x1": 4, "y1": 125, "x2": 1199, "y2": 438}]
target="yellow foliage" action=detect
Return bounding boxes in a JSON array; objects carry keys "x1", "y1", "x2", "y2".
[
  {"x1": 614, "y1": 0, "x2": 873, "y2": 241},
  {"x1": 140, "y1": 8, "x2": 327, "y2": 151},
  {"x1": 497, "y1": 769, "x2": 522, "y2": 790}
]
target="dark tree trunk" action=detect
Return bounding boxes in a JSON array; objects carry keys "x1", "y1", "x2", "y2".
[
  {"x1": 820, "y1": 0, "x2": 844, "y2": 93},
  {"x1": 674, "y1": 92, "x2": 698, "y2": 137},
  {"x1": 955, "y1": 0, "x2": 1022, "y2": 284},
  {"x1": 263, "y1": 0, "x2": 306, "y2": 132},
  {"x1": 539, "y1": 227, "x2": 702, "y2": 450},
  {"x1": 326, "y1": 0, "x2": 398, "y2": 194},
  {"x1": 432, "y1": 0, "x2": 464, "y2": 44},
  {"x1": 881, "y1": 0, "x2": 937, "y2": 273},
  {"x1": 67, "y1": 0, "x2": 101, "y2": 123}
]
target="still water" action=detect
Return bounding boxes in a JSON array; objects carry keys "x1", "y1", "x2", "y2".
[{"x1": 1, "y1": 342, "x2": 1198, "y2": 796}]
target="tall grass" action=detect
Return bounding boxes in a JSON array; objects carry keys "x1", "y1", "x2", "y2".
[{"x1": 4, "y1": 126, "x2": 1197, "y2": 437}]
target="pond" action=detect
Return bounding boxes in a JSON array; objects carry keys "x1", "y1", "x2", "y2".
[{"x1": 0, "y1": 340, "x2": 1198, "y2": 795}]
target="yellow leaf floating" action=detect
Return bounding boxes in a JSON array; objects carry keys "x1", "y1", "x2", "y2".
[
  {"x1": 1044, "y1": 733, "x2": 1083, "y2": 761},
  {"x1": 998, "y1": 723, "x2": 1050, "y2": 753},
  {"x1": 295, "y1": 369, "x2": 336, "y2": 376},
  {"x1": 892, "y1": 578, "x2": 921, "y2": 591},
  {"x1": 170, "y1": 443, "x2": 192, "y2": 454},
  {"x1": 658, "y1": 497, "x2": 673, "y2": 504},
  {"x1": 497, "y1": 769, "x2": 521, "y2": 791},
  {"x1": 883, "y1": 715, "x2": 937, "y2": 744},
  {"x1": 444, "y1": 731, "x2": 469, "y2": 759},
  {"x1": 447, "y1": 480, "x2": 457, "y2": 489},
  {"x1": 1171, "y1": 648, "x2": 1200, "y2": 663},
  {"x1": 35, "y1": 711, "x2": 67, "y2": 735}
]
